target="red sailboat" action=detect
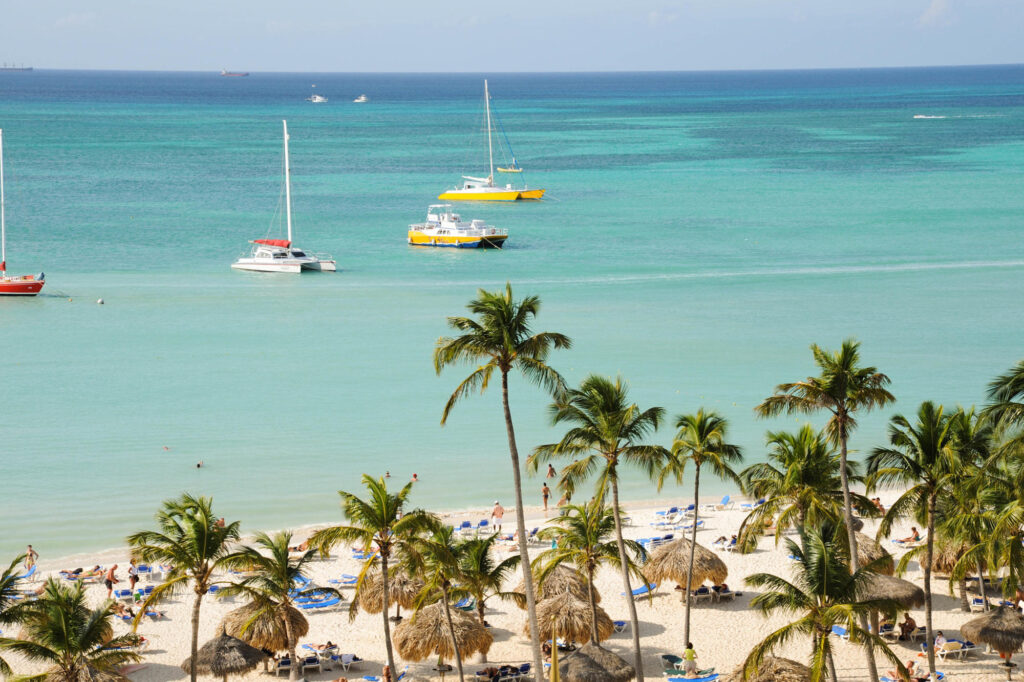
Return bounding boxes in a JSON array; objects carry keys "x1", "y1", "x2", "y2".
[{"x1": 0, "y1": 129, "x2": 44, "y2": 296}]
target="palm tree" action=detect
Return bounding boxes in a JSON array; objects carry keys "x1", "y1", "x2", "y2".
[
  {"x1": 986, "y1": 359, "x2": 1024, "y2": 428},
  {"x1": 219, "y1": 531, "x2": 326, "y2": 681},
  {"x1": 456, "y1": 534, "x2": 522, "y2": 628},
  {"x1": 434, "y1": 283, "x2": 571, "y2": 682},
  {"x1": 127, "y1": 493, "x2": 241, "y2": 682},
  {"x1": 534, "y1": 501, "x2": 645, "y2": 644},
  {"x1": 656, "y1": 409, "x2": 742, "y2": 646},
  {"x1": 0, "y1": 579, "x2": 141, "y2": 680},
  {"x1": 0, "y1": 554, "x2": 27, "y2": 676},
  {"x1": 743, "y1": 524, "x2": 904, "y2": 682},
  {"x1": 867, "y1": 401, "x2": 958, "y2": 682},
  {"x1": 736, "y1": 425, "x2": 876, "y2": 552},
  {"x1": 408, "y1": 522, "x2": 468, "y2": 682},
  {"x1": 309, "y1": 475, "x2": 432, "y2": 676},
  {"x1": 528, "y1": 374, "x2": 667, "y2": 681}
]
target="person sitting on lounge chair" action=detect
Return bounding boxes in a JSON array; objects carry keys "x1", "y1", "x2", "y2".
[
  {"x1": 289, "y1": 540, "x2": 310, "y2": 552},
  {"x1": 898, "y1": 528, "x2": 922, "y2": 544},
  {"x1": 898, "y1": 613, "x2": 917, "y2": 640},
  {"x1": 934, "y1": 631, "x2": 946, "y2": 648}
]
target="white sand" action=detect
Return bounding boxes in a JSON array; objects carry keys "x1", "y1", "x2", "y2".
[{"x1": 8, "y1": 491, "x2": 1008, "y2": 681}]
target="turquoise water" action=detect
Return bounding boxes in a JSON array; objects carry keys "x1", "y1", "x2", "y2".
[{"x1": 1, "y1": 67, "x2": 1023, "y2": 557}]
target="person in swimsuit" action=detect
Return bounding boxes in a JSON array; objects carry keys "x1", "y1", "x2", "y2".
[
  {"x1": 128, "y1": 559, "x2": 139, "y2": 591},
  {"x1": 105, "y1": 564, "x2": 119, "y2": 598},
  {"x1": 542, "y1": 484, "x2": 550, "y2": 512}
]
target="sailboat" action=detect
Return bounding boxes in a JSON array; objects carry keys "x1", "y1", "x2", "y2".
[
  {"x1": 0, "y1": 129, "x2": 45, "y2": 296},
  {"x1": 231, "y1": 121, "x2": 336, "y2": 274},
  {"x1": 438, "y1": 80, "x2": 544, "y2": 201}
]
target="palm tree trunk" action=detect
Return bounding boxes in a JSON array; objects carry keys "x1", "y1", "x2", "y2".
[
  {"x1": 611, "y1": 480, "x2": 644, "y2": 682},
  {"x1": 189, "y1": 591, "x2": 203, "y2": 682},
  {"x1": 442, "y1": 586, "x2": 466, "y2": 682},
  {"x1": 924, "y1": 494, "x2": 937, "y2": 682},
  {"x1": 381, "y1": 553, "x2": 397, "y2": 675},
  {"x1": 477, "y1": 594, "x2": 488, "y2": 662},
  {"x1": 958, "y1": 577, "x2": 969, "y2": 612},
  {"x1": 586, "y1": 565, "x2": 599, "y2": 644},
  {"x1": 977, "y1": 559, "x2": 989, "y2": 611},
  {"x1": 825, "y1": 647, "x2": 838, "y2": 682},
  {"x1": 682, "y1": 464, "x2": 701, "y2": 647},
  {"x1": 839, "y1": 426, "x2": 879, "y2": 682},
  {"x1": 284, "y1": 605, "x2": 299, "y2": 682},
  {"x1": 501, "y1": 371, "x2": 545, "y2": 682}
]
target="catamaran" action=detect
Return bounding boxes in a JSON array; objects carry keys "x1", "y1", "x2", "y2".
[
  {"x1": 408, "y1": 205, "x2": 508, "y2": 248},
  {"x1": 0, "y1": 129, "x2": 45, "y2": 296},
  {"x1": 438, "y1": 80, "x2": 544, "y2": 201},
  {"x1": 231, "y1": 121, "x2": 336, "y2": 274}
]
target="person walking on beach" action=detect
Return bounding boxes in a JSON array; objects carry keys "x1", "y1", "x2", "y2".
[
  {"x1": 25, "y1": 545, "x2": 38, "y2": 569},
  {"x1": 105, "y1": 564, "x2": 119, "y2": 599},
  {"x1": 128, "y1": 559, "x2": 139, "y2": 592},
  {"x1": 491, "y1": 501, "x2": 505, "y2": 533},
  {"x1": 542, "y1": 484, "x2": 550, "y2": 512}
]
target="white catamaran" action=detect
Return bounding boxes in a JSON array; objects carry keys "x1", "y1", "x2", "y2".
[{"x1": 231, "y1": 121, "x2": 336, "y2": 274}]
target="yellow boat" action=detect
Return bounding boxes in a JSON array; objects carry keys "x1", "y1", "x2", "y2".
[
  {"x1": 408, "y1": 205, "x2": 508, "y2": 248},
  {"x1": 438, "y1": 80, "x2": 544, "y2": 202}
]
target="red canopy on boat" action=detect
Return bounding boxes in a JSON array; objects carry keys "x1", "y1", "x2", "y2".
[{"x1": 253, "y1": 239, "x2": 291, "y2": 248}]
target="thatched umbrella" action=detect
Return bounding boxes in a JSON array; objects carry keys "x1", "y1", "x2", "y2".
[
  {"x1": 961, "y1": 606, "x2": 1024, "y2": 680},
  {"x1": 220, "y1": 601, "x2": 309, "y2": 653},
  {"x1": 856, "y1": 533, "x2": 894, "y2": 576},
  {"x1": 180, "y1": 627, "x2": 268, "y2": 682},
  {"x1": 851, "y1": 517, "x2": 865, "y2": 532},
  {"x1": 524, "y1": 591, "x2": 614, "y2": 644},
  {"x1": 514, "y1": 565, "x2": 598, "y2": 608},
  {"x1": 46, "y1": 667, "x2": 131, "y2": 682},
  {"x1": 557, "y1": 642, "x2": 635, "y2": 682},
  {"x1": 357, "y1": 569, "x2": 424, "y2": 620},
  {"x1": 393, "y1": 601, "x2": 493, "y2": 668},
  {"x1": 722, "y1": 656, "x2": 811, "y2": 682},
  {"x1": 857, "y1": 574, "x2": 925, "y2": 609},
  {"x1": 642, "y1": 538, "x2": 727, "y2": 592}
]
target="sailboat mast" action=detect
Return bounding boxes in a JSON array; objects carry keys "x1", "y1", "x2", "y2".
[
  {"x1": 0, "y1": 128, "x2": 6, "y2": 273},
  {"x1": 484, "y1": 80, "x2": 494, "y2": 185},
  {"x1": 283, "y1": 120, "x2": 293, "y2": 244}
]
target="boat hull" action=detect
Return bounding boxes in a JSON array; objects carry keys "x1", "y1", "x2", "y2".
[
  {"x1": 0, "y1": 276, "x2": 44, "y2": 295},
  {"x1": 408, "y1": 231, "x2": 507, "y2": 248},
  {"x1": 437, "y1": 188, "x2": 544, "y2": 201}
]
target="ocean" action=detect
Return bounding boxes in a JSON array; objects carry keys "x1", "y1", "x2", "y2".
[{"x1": 1, "y1": 66, "x2": 1022, "y2": 558}]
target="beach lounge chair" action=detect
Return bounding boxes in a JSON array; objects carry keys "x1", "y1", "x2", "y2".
[
  {"x1": 740, "y1": 498, "x2": 766, "y2": 512},
  {"x1": 301, "y1": 655, "x2": 322, "y2": 673},
  {"x1": 624, "y1": 583, "x2": 657, "y2": 598},
  {"x1": 879, "y1": 623, "x2": 896, "y2": 639},
  {"x1": 18, "y1": 565, "x2": 38, "y2": 582},
  {"x1": 691, "y1": 586, "x2": 714, "y2": 603},
  {"x1": 682, "y1": 504, "x2": 696, "y2": 517},
  {"x1": 970, "y1": 597, "x2": 987, "y2": 612},
  {"x1": 656, "y1": 506, "x2": 680, "y2": 517},
  {"x1": 831, "y1": 625, "x2": 850, "y2": 641},
  {"x1": 712, "y1": 537, "x2": 737, "y2": 552},
  {"x1": 276, "y1": 658, "x2": 293, "y2": 676},
  {"x1": 713, "y1": 585, "x2": 735, "y2": 601},
  {"x1": 526, "y1": 527, "x2": 541, "y2": 543},
  {"x1": 453, "y1": 597, "x2": 475, "y2": 611},
  {"x1": 114, "y1": 589, "x2": 134, "y2": 603},
  {"x1": 880, "y1": 675, "x2": 942, "y2": 682},
  {"x1": 661, "y1": 654, "x2": 683, "y2": 671},
  {"x1": 613, "y1": 620, "x2": 628, "y2": 633},
  {"x1": 650, "y1": 513, "x2": 681, "y2": 529},
  {"x1": 329, "y1": 574, "x2": 359, "y2": 586},
  {"x1": 681, "y1": 519, "x2": 704, "y2": 531},
  {"x1": 476, "y1": 519, "x2": 490, "y2": 534},
  {"x1": 700, "y1": 495, "x2": 732, "y2": 512},
  {"x1": 908, "y1": 626, "x2": 927, "y2": 641},
  {"x1": 330, "y1": 654, "x2": 361, "y2": 671},
  {"x1": 299, "y1": 596, "x2": 342, "y2": 611},
  {"x1": 666, "y1": 674, "x2": 719, "y2": 682}
]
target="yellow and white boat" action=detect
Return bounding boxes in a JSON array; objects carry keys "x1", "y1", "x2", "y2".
[
  {"x1": 408, "y1": 205, "x2": 508, "y2": 248},
  {"x1": 438, "y1": 80, "x2": 544, "y2": 202}
]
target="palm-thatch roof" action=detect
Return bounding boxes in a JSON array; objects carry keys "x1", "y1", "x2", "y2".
[
  {"x1": 393, "y1": 601, "x2": 493, "y2": 663},
  {"x1": 514, "y1": 565, "x2": 598, "y2": 609},
  {"x1": 46, "y1": 667, "x2": 131, "y2": 682},
  {"x1": 856, "y1": 533, "x2": 894, "y2": 576},
  {"x1": 356, "y1": 569, "x2": 424, "y2": 614},
  {"x1": 857, "y1": 574, "x2": 925, "y2": 609},
  {"x1": 180, "y1": 628, "x2": 268, "y2": 681},
  {"x1": 851, "y1": 517, "x2": 865, "y2": 532},
  {"x1": 220, "y1": 601, "x2": 309, "y2": 653},
  {"x1": 557, "y1": 642, "x2": 635, "y2": 682},
  {"x1": 961, "y1": 605, "x2": 1024, "y2": 655},
  {"x1": 722, "y1": 656, "x2": 810, "y2": 682},
  {"x1": 928, "y1": 540, "x2": 971, "y2": 575},
  {"x1": 642, "y1": 538, "x2": 727, "y2": 590},
  {"x1": 523, "y1": 590, "x2": 614, "y2": 644}
]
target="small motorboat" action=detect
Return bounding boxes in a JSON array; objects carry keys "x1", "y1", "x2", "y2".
[{"x1": 408, "y1": 205, "x2": 507, "y2": 248}]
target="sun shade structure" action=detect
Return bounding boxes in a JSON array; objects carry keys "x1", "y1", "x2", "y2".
[
  {"x1": 642, "y1": 538, "x2": 727, "y2": 590},
  {"x1": 556, "y1": 642, "x2": 635, "y2": 682},
  {"x1": 356, "y1": 569, "x2": 424, "y2": 615},
  {"x1": 856, "y1": 533, "x2": 894, "y2": 576},
  {"x1": 722, "y1": 656, "x2": 811, "y2": 682},
  {"x1": 393, "y1": 601, "x2": 493, "y2": 662},
  {"x1": 180, "y1": 627, "x2": 268, "y2": 682},
  {"x1": 856, "y1": 574, "x2": 925, "y2": 609},
  {"x1": 523, "y1": 591, "x2": 614, "y2": 644},
  {"x1": 220, "y1": 601, "x2": 309, "y2": 653},
  {"x1": 515, "y1": 565, "x2": 598, "y2": 607},
  {"x1": 961, "y1": 606, "x2": 1024, "y2": 680}
]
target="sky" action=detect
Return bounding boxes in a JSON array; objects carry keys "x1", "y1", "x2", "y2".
[{"x1": 2, "y1": 0, "x2": 1022, "y2": 72}]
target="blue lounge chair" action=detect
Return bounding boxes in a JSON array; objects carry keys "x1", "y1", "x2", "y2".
[
  {"x1": 831, "y1": 625, "x2": 850, "y2": 641},
  {"x1": 114, "y1": 589, "x2": 134, "y2": 603},
  {"x1": 623, "y1": 583, "x2": 657, "y2": 597},
  {"x1": 299, "y1": 596, "x2": 342, "y2": 611},
  {"x1": 329, "y1": 574, "x2": 359, "y2": 586},
  {"x1": 656, "y1": 506, "x2": 680, "y2": 517},
  {"x1": 613, "y1": 620, "x2": 628, "y2": 633},
  {"x1": 701, "y1": 495, "x2": 732, "y2": 512},
  {"x1": 667, "y1": 675, "x2": 718, "y2": 682},
  {"x1": 691, "y1": 586, "x2": 713, "y2": 603},
  {"x1": 18, "y1": 565, "x2": 38, "y2": 582},
  {"x1": 681, "y1": 519, "x2": 704, "y2": 531},
  {"x1": 476, "y1": 519, "x2": 489, "y2": 534},
  {"x1": 740, "y1": 498, "x2": 766, "y2": 511}
]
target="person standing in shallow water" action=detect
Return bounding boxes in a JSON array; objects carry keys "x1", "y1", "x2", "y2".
[
  {"x1": 546, "y1": 464, "x2": 556, "y2": 479},
  {"x1": 542, "y1": 483, "x2": 550, "y2": 512}
]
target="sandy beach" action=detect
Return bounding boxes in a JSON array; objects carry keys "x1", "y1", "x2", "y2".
[{"x1": 5, "y1": 488, "x2": 1010, "y2": 682}]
